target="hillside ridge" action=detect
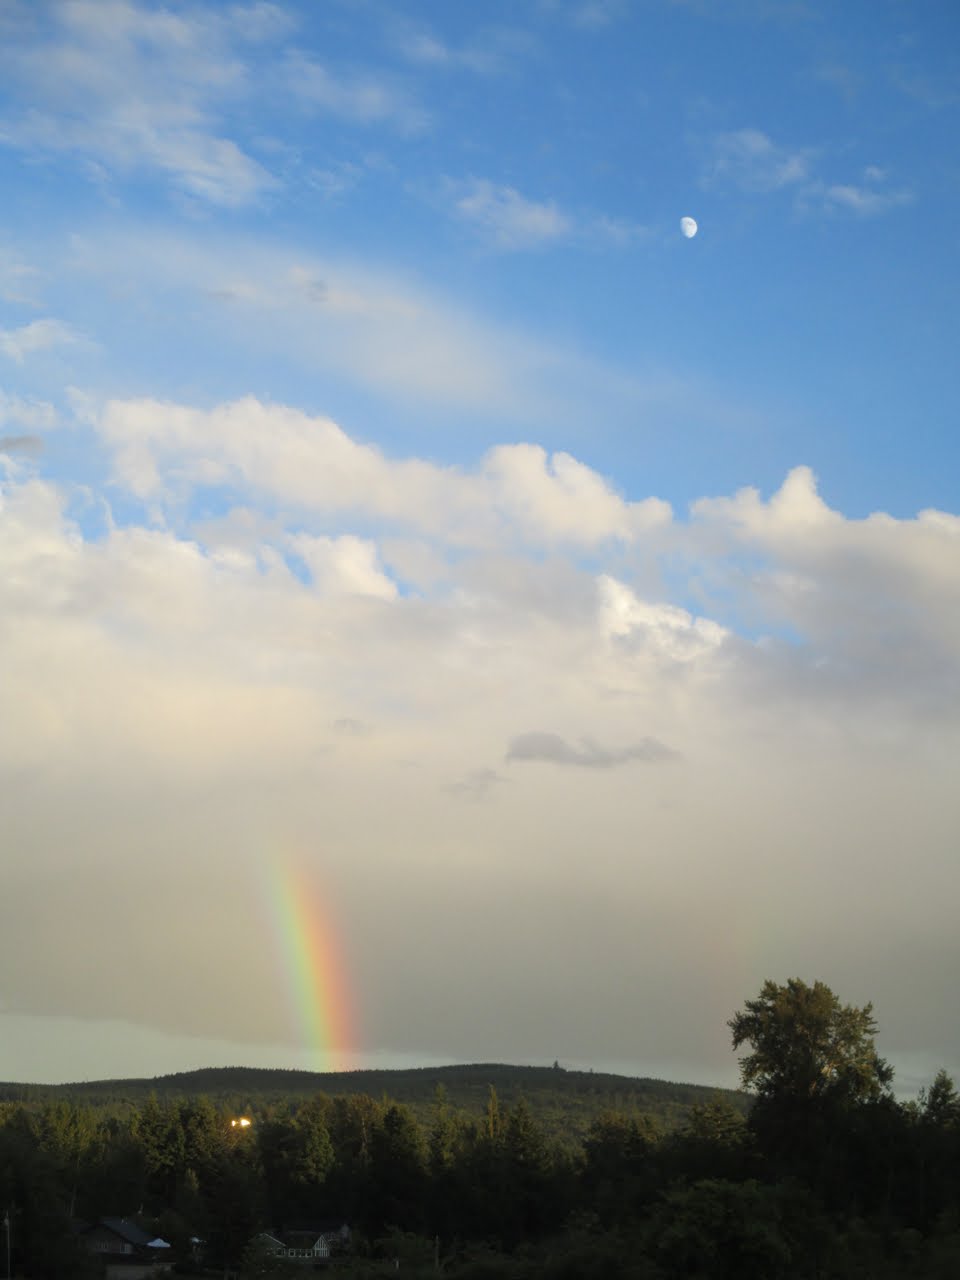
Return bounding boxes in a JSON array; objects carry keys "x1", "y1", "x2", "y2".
[{"x1": 0, "y1": 1061, "x2": 748, "y2": 1142}]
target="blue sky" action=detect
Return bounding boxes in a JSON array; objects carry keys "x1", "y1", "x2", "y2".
[{"x1": 1, "y1": 0, "x2": 958, "y2": 1089}]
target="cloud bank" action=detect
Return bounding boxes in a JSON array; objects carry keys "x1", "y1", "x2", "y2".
[{"x1": 2, "y1": 399, "x2": 958, "y2": 1083}]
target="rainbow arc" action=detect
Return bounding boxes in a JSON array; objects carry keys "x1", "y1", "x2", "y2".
[{"x1": 270, "y1": 860, "x2": 354, "y2": 1074}]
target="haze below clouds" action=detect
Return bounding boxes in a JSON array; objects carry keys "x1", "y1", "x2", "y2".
[{"x1": 1, "y1": 0, "x2": 958, "y2": 1093}]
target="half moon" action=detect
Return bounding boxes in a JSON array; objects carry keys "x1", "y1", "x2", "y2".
[{"x1": 680, "y1": 216, "x2": 698, "y2": 239}]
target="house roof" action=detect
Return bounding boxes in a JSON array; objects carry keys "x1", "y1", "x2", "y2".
[
  {"x1": 93, "y1": 1218, "x2": 155, "y2": 1248},
  {"x1": 255, "y1": 1233, "x2": 285, "y2": 1249}
]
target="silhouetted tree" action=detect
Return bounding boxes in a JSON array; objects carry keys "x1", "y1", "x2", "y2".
[{"x1": 729, "y1": 978, "x2": 893, "y2": 1189}]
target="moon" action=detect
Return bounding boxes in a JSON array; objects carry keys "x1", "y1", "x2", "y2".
[{"x1": 680, "y1": 216, "x2": 698, "y2": 239}]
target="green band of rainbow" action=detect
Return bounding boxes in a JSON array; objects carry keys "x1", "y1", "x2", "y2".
[{"x1": 269, "y1": 860, "x2": 355, "y2": 1073}]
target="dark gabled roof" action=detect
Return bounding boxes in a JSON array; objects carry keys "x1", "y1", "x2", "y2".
[{"x1": 94, "y1": 1218, "x2": 154, "y2": 1248}]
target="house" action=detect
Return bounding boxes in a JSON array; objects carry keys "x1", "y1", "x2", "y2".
[
  {"x1": 79, "y1": 1218, "x2": 171, "y2": 1278},
  {"x1": 253, "y1": 1222, "x2": 350, "y2": 1264}
]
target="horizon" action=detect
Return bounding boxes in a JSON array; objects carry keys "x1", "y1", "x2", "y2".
[{"x1": 0, "y1": 1016, "x2": 938, "y2": 1103}]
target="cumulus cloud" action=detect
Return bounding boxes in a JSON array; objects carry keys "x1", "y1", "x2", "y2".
[
  {"x1": 88, "y1": 395, "x2": 670, "y2": 549},
  {"x1": 690, "y1": 467, "x2": 960, "y2": 711},
  {"x1": 598, "y1": 575, "x2": 728, "y2": 660},
  {"x1": 506, "y1": 731, "x2": 676, "y2": 767},
  {"x1": 288, "y1": 533, "x2": 398, "y2": 600}
]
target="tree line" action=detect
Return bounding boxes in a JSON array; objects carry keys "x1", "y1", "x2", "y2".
[
  {"x1": 1, "y1": 979, "x2": 958, "y2": 1278},
  {"x1": 0, "y1": 1062, "x2": 742, "y2": 1147}
]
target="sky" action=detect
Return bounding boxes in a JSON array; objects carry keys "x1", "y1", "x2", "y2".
[{"x1": 0, "y1": 0, "x2": 958, "y2": 1094}]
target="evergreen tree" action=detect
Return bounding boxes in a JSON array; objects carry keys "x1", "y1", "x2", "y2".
[
  {"x1": 581, "y1": 1112, "x2": 662, "y2": 1228},
  {"x1": 367, "y1": 1102, "x2": 428, "y2": 1235}
]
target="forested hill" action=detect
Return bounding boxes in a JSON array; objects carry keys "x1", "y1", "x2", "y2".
[{"x1": 0, "y1": 1062, "x2": 747, "y2": 1141}]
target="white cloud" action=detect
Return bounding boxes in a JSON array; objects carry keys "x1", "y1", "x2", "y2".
[
  {"x1": 483, "y1": 443, "x2": 670, "y2": 543},
  {"x1": 598, "y1": 574, "x2": 728, "y2": 660},
  {"x1": 89, "y1": 395, "x2": 670, "y2": 550},
  {"x1": 79, "y1": 397, "x2": 960, "y2": 720},
  {"x1": 288, "y1": 533, "x2": 398, "y2": 601},
  {"x1": 572, "y1": 0, "x2": 630, "y2": 28},
  {"x1": 227, "y1": 2, "x2": 295, "y2": 43},
  {"x1": 706, "y1": 130, "x2": 913, "y2": 219},
  {"x1": 0, "y1": 256, "x2": 43, "y2": 306},
  {"x1": 0, "y1": 391, "x2": 57, "y2": 430},
  {"x1": 708, "y1": 128, "x2": 813, "y2": 191},
  {"x1": 0, "y1": 0, "x2": 277, "y2": 205},
  {"x1": 454, "y1": 179, "x2": 572, "y2": 249},
  {"x1": 308, "y1": 161, "x2": 365, "y2": 201},
  {"x1": 821, "y1": 182, "x2": 913, "y2": 216},
  {"x1": 0, "y1": 318, "x2": 77, "y2": 363},
  {"x1": 394, "y1": 26, "x2": 506, "y2": 75},
  {"x1": 809, "y1": 163, "x2": 913, "y2": 219},
  {"x1": 285, "y1": 55, "x2": 428, "y2": 132},
  {"x1": 590, "y1": 214, "x2": 652, "y2": 246},
  {"x1": 690, "y1": 467, "x2": 960, "y2": 706}
]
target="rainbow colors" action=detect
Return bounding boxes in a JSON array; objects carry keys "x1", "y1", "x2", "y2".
[{"x1": 267, "y1": 860, "x2": 355, "y2": 1073}]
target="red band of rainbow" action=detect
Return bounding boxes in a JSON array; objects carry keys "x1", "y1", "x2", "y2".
[{"x1": 270, "y1": 860, "x2": 355, "y2": 1073}]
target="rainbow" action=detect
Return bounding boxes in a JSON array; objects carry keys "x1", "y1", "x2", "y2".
[{"x1": 266, "y1": 860, "x2": 355, "y2": 1074}]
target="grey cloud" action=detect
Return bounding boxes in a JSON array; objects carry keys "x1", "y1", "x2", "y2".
[
  {"x1": 443, "y1": 768, "x2": 506, "y2": 800},
  {"x1": 333, "y1": 717, "x2": 370, "y2": 735},
  {"x1": 0, "y1": 434, "x2": 44, "y2": 456},
  {"x1": 2, "y1": 454, "x2": 958, "y2": 1088},
  {"x1": 506, "y1": 731, "x2": 677, "y2": 768}
]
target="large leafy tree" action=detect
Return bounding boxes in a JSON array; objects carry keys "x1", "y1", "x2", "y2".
[
  {"x1": 729, "y1": 978, "x2": 896, "y2": 1196},
  {"x1": 729, "y1": 978, "x2": 893, "y2": 1106}
]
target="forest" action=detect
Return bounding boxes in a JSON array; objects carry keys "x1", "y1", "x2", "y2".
[
  {"x1": 1, "y1": 980, "x2": 958, "y2": 1279},
  {"x1": 0, "y1": 1061, "x2": 747, "y2": 1146}
]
